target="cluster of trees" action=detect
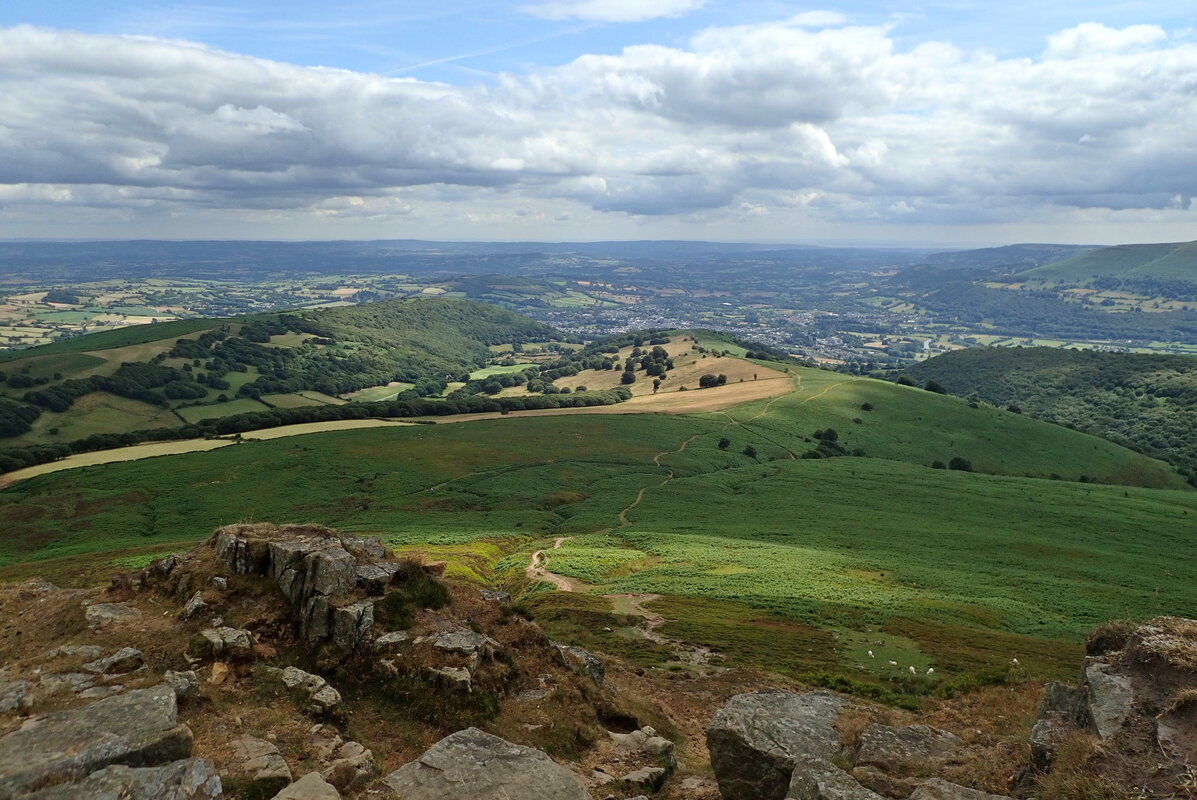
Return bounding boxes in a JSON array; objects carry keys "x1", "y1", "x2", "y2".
[
  {"x1": 698, "y1": 373, "x2": 727, "y2": 388},
  {"x1": 0, "y1": 386, "x2": 633, "y2": 474},
  {"x1": 801, "y1": 428, "x2": 861, "y2": 459}
]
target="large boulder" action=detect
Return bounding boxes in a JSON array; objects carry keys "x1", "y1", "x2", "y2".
[
  {"x1": 0, "y1": 684, "x2": 192, "y2": 798},
  {"x1": 14, "y1": 758, "x2": 221, "y2": 800},
  {"x1": 855, "y1": 724, "x2": 960, "y2": 772},
  {"x1": 381, "y1": 727, "x2": 589, "y2": 799},
  {"x1": 707, "y1": 690, "x2": 845, "y2": 800}
]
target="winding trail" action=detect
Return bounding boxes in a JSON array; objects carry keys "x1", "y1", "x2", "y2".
[
  {"x1": 524, "y1": 536, "x2": 588, "y2": 592},
  {"x1": 616, "y1": 432, "x2": 704, "y2": 526},
  {"x1": 607, "y1": 592, "x2": 725, "y2": 673}
]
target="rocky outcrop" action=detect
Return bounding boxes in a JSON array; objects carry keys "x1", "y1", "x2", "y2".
[
  {"x1": 15, "y1": 758, "x2": 222, "y2": 800},
  {"x1": 707, "y1": 690, "x2": 845, "y2": 800},
  {"x1": 0, "y1": 684, "x2": 192, "y2": 799},
  {"x1": 1028, "y1": 616, "x2": 1197, "y2": 796},
  {"x1": 381, "y1": 727, "x2": 590, "y2": 799},
  {"x1": 207, "y1": 524, "x2": 403, "y2": 653},
  {"x1": 82, "y1": 646, "x2": 144, "y2": 675},
  {"x1": 855, "y1": 724, "x2": 960, "y2": 772}
]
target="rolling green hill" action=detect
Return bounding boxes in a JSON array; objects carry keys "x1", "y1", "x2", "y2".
[
  {"x1": 908, "y1": 347, "x2": 1197, "y2": 481},
  {"x1": 1, "y1": 408, "x2": 1194, "y2": 699},
  {"x1": 1020, "y1": 239, "x2": 1197, "y2": 289}
]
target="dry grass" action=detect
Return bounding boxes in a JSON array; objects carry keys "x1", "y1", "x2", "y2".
[
  {"x1": 1036, "y1": 734, "x2": 1130, "y2": 800},
  {"x1": 1132, "y1": 617, "x2": 1197, "y2": 671},
  {"x1": 1163, "y1": 687, "x2": 1197, "y2": 715}
]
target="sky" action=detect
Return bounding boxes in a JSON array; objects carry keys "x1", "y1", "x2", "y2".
[{"x1": 1, "y1": 1, "x2": 1197, "y2": 245}]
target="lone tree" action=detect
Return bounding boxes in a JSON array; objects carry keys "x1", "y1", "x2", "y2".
[
  {"x1": 924, "y1": 380, "x2": 948, "y2": 394},
  {"x1": 699, "y1": 373, "x2": 719, "y2": 388},
  {"x1": 948, "y1": 456, "x2": 973, "y2": 472},
  {"x1": 652, "y1": 378, "x2": 661, "y2": 393},
  {"x1": 717, "y1": 437, "x2": 731, "y2": 450},
  {"x1": 743, "y1": 444, "x2": 758, "y2": 458},
  {"x1": 620, "y1": 370, "x2": 636, "y2": 385}
]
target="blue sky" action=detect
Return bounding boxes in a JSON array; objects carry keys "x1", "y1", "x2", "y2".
[
  {"x1": 7, "y1": 1, "x2": 1196, "y2": 81},
  {"x1": 1, "y1": 2, "x2": 1196, "y2": 243}
]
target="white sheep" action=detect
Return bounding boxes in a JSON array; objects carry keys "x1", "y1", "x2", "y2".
[
  {"x1": 867, "y1": 650, "x2": 875, "y2": 659},
  {"x1": 926, "y1": 667, "x2": 935, "y2": 676},
  {"x1": 1011, "y1": 657, "x2": 1020, "y2": 666},
  {"x1": 908, "y1": 665, "x2": 916, "y2": 675},
  {"x1": 888, "y1": 660, "x2": 898, "y2": 666}
]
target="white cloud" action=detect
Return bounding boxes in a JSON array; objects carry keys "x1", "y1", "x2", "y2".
[
  {"x1": 518, "y1": 0, "x2": 706, "y2": 23},
  {"x1": 1, "y1": 20, "x2": 1196, "y2": 238}
]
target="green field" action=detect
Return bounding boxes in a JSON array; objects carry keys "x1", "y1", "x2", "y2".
[
  {"x1": 16, "y1": 393, "x2": 181, "y2": 442},
  {"x1": 0, "y1": 318, "x2": 222, "y2": 362},
  {"x1": 175, "y1": 398, "x2": 272, "y2": 423},
  {"x1": 469, "y1": 363, "x2": 537, "y2": 379},
  {"x1": 1021, "y1": 240, "x2": 1197, "y2": 285}
]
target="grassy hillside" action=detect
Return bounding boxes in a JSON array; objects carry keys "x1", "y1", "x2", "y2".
[
  {"x1": 1020, "y1": 240, "x2": 1197, "y2": 287},
  {"x1": 908, "y1": 347, "x2": 1197, "y2": 480},
  {"x1": 2, "y1": 412, "x2": 1195, "y2": 695},
  {"x1": 715, "y1": 364, "x2": 1185, "y2": 489}
]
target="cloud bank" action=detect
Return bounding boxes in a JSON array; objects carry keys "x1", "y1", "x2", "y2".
[{"x1": 1, "y1": 18, "x2": 1195, "y2": 238}]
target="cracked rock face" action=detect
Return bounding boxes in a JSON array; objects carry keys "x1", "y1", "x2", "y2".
[
  {"x1": 707, "y1": 690, "x2": 845, "y2": 800},
  {"x1": 209, "y1": 524, "x2": 397, "y2": 652},
  {"x1": 855, "y1": 724, "x2": 961, "y2": 772},
  {"x1": 14, "y1": 758, "x2": 222, "y2": 800},
  {"x1": 382, "y1": 727, "x2": 590, "y2": 800},
  {"x1": 0, "y1": 684, "x2": 193, "y2": 798}
]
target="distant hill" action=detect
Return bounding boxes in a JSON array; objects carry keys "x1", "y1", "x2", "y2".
[
  {"x1": 909, "y1": 347, "x2": 1197, "y2": 481},
  {"x1": 921, "y1": 243, "x2": 1096, "y2": 273},
  {"x1": 1019, "y1": 240, "x2": 1197, "y2": 294}
]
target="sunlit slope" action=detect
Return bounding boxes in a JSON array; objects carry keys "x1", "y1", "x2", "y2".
[
  {"x1": 710, "y1": 365, "x2": 1185, "y2": 489},
  {"x1": 1019, "y1": 239, "x2": 1197, "y2": 285}
]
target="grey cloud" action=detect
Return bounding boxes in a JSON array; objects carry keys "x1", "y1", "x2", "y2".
[{"x1": 1, "y1": 20, "x2": 1196, "y2": 227}]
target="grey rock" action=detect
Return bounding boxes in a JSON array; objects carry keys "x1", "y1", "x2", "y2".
[
  {"x1": 708, "y1": 690, "x2": 845, "y2": 800},
  {"x1": 83, "y1": 647, "x2": 144, "y2": 675},
  {"x1": 373, "y1": 631, "x2": 410, "y2": 651},
  {"x1": 850, "y1": 765, "x2": 922, "y2": 799},
  {"x1": 231, "y1": 735, "x2": 292, "y2": 795},
  {"x1": 271, "y1": 771, "x2": 341, "y2": 799},
  {"x1": 196, "y1": 627, "x2": 254, "y2": 661},
  {"x1": 1030, "y1": 711, "x2": 1073, "y2": 770},
  {"x1": 1037, "y1": 682, "x2": 1080, "y2": 718},
  {"x1": 211, "y1": 577, "x2": 228, "y2": 590},
  {"x1": 275, "y1": 667, "x2": 341, "y2": 715},
  {"x1": 0, "y1": 684, "x2": 192, "y2": 799},
  {"x1": 331, "y1": 600, "x2": 374, "y2": 653},
  {"x1": 164, "y1": 670, "x2": 201, "y2": 702},
  {"x1": 517, "y1": 687, "x2": 554, "y2": 703},
  {"x1": 181, "y1": 591, "x2": 208, "y2": 620},
  {"x1": 786, "y1": 755, "x2": 884, "y2": 800},
  {"x1": 480, "y1": 589, "x2": 512, "y2": 605},
  {"x1": 15, "y1": 758, "x2": 222, "y2": 800},
  {"x1": 426, "y1": 666, "x2": 472, "y2": 693},
  {"x1": 0, "y1": 681, "x2": 31, "y2": 714},
  {"x1": 610, "y1": 728, "x2": 674, "y2": 758},
  {"x1": 434, "y1": 629, "x2": 498, "y2": 657},
  {"x1": 623, "y1": 766, "x2": 668, "y2": 792},
  {"x1": 78, "y1": 686, "x2": 124, "y2": 700},
  {"x1": 46, "y1": 645, "x2": 103, "y2": 661},
  {"x1": 1078, "y1": 662, "x2": 1134, "y2": 740},
  {"x1": 908, "y1": 778, "x2": 1014, "y2": 800},
  {"x1": 38, "y1": 673, "x2": 95, "y2": 694},
  {"x1": 85, "y1": 602, "x2": 142, "y2": 629},
  {"x1": 320, "y1": 740, "x2": 374, "y2": 793},
  {"x1": 553, "y1": 642, "x2": 605, "y2": 684},
  {"x1": 855, "y1": 724, "x2": 960, "y2": 772},
  {"x1": 382, "y1": 727, "x2": 589, "y2": 800},
  {"x1": 356, "y1": 562, "x2": 399, "y2": 594}
]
